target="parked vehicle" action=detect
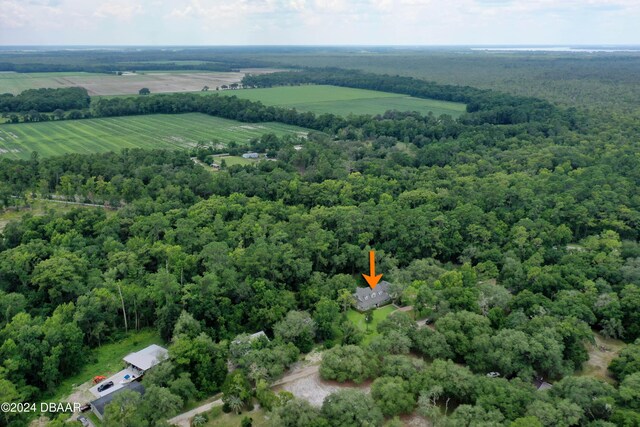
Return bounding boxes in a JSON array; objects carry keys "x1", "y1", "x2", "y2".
[
  {"x1": 78, "y1": 416, "x2": 90, "y2": 426},
  {"x1": 119, "y1": 374, "x2": 136, "y2": 384},
  {"x1": 79, "y1": 404, "x2": 91, "y2": 413},
  {"x1": 97, "y1": 380, "x2": 114, "y2": 392}
]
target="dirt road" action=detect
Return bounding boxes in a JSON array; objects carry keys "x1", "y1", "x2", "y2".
[
  {"x1": 168, "y1": 357, "x2": 322, "y2": 426},
  {"x1": 167, "y1": 398, "x2": 222, "y2": 427}
]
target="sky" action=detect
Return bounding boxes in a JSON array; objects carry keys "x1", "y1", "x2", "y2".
[{"x1": 1, "y1": 0, "x2": 639, "y2": 46}]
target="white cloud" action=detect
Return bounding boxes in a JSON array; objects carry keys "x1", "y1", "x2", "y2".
[
  {"x1": 0, "y1": 1, "x2": 30, "y2": 28},
  {"x1": 94, "y1": 1, "x2": 143, "y2": 20},
  {"x1": 1, "y1": 0, "x2": 640, "y2": 44},
  {"x1": 0, "y1": 0, "x2": 64, "y2": 29}
]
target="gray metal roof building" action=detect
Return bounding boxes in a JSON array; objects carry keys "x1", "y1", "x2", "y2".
[
  {"x1": 353, "y1": 280, "x2": 392, "y2": 311},
  {"x1": 123, "y1": 344, "x2": 168, "y2": 372}
]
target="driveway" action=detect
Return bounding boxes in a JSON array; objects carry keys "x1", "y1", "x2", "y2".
[
  {"x1": 88, "y1": 368, "x2": 139, "y2": 398},
  {"x1": 168, "y1": 351, "x2": 324, "y2": 426}
]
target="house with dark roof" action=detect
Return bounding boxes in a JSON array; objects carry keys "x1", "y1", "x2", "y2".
[
  {"x1": 534, "y1": 378, "x2": 553, "y2": 391},
  {"x1": 353, "y1": 280, "x2": 392, "y2": 311},
  {"x1": 91, "y1": 381, "x2": 145, "y2": 420}
]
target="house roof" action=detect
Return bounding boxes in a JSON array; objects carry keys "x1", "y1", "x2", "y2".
[
  {"x1": 249, "y1": 331, "x2": 268, "y2": 340},
  {"x1": 91, "y1": 381, "x2": 145, "y2": 417},
  {"x1": 537, "y1": 382, "x2": 553, "y2": 391},
  {"x1": 122, "y1": 344, "x2": 168, "y2": 371},
  {"x1": 534, "y1": 378, "x2": 553, "y2": 391},
  {"x1": 354, "y1": 280, "x2": 391, "y2": 310},
  {"x1": 232, "y1": 331, "x2": 268, "y2": 346}
]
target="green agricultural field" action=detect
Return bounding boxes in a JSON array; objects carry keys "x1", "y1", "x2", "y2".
[
  {"x1": 0, "y1": 71, "x2": 90, "y2": 93},
  {"x1": 221, "y1": 85, "x2": 467, "y2": 117},
  {"x1": 0, "y1": 113, "x2": 307, "y2": 159},
  {"x1": 0, "y1": 70, "x2": 247, "y2": 95}
]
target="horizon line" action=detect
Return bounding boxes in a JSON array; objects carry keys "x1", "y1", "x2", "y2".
[{"x1": 1, "y1": 43, "x2": 640, "y2": 48}]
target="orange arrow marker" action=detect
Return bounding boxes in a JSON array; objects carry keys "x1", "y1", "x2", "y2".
[{"x1": 362, "y1": 250, "x2": 383, "y2": 289}]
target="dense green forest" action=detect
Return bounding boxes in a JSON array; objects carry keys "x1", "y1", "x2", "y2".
[
  {"x1": 0, "y1": 48, "x2": 269, "y2": 73},
  {"x1": 1, "y1": 59, "x2": 640, "y2": 427},
  {"x1": 240, "y1": 48, "x2": 640, "y2": 111}
]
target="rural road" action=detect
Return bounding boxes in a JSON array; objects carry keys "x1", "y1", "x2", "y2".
[
  {"x1": 167, "y1": 398, "x2": 222, "y2": 427},
  {"x1": 168, "y1": 363, "x2": 321, "y2": 426}
]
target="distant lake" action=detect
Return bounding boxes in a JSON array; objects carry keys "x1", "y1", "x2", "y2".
[{"x1": 470, "y1": 47, "x2": 640, "y2": 53}]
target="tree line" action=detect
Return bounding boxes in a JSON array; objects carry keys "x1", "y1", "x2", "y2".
[
  {"x1": 0, "y1": 48, "x2": 269, "y2": 74},
  {"x1": 0, "y1": 87, "x2": 90, "y2": 116}
]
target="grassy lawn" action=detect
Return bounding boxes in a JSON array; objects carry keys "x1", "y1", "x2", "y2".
[
  {"x1": 346, "y1": 304, "x2": 396, "y2": 344},
  {"x1": 87, "y1": 412, "x2": 101, "y2": 426},
  {"x1": 0, "y1": 113, "x2": 307, "y2": 159},
  {"x1": 220, "y1": 85, "x2": 467, "y2": 117},
  {"x1": 212, "y1": 155, "x2": 257, "y2": 167},
  {"x1": 42, "y1": 329, "x2": 163, "y2": 403},
  {"x1": 204, "y1": 407, "x2": 268, "y2": 427}
]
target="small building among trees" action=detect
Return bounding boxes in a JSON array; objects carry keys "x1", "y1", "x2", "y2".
[
  {"x1": 123, "y1": 344, "x2": 169, "y2": 376},
  {"x1": 534, "y1": 377, "x2": 553, "y2": 391}
]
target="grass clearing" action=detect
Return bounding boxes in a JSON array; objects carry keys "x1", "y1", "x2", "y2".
[
  {"x1": 0, "y1": 113, "x2": 307, "y2": 159},
  {"x1": 0, "y1": 199, "x2": 110, "y2": 232},
  {"x1": 204, "y1": 407, "x2": 268, "y2": 427},
  {"x1": 220, "y1": 85, "x2": 467, "y2": 117},
  {"x1": 576, "y1": 331, "x2": 626, "y2": 384},
  {"x1": 346, "y1": 304, "x2": 396, "y2": 344},
  {"x1": 43, "y1": 329, "x2": 163, "y2": 404},
  {"x1": 212, "y1": 155, "x2": 257, "y2": 167}
]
